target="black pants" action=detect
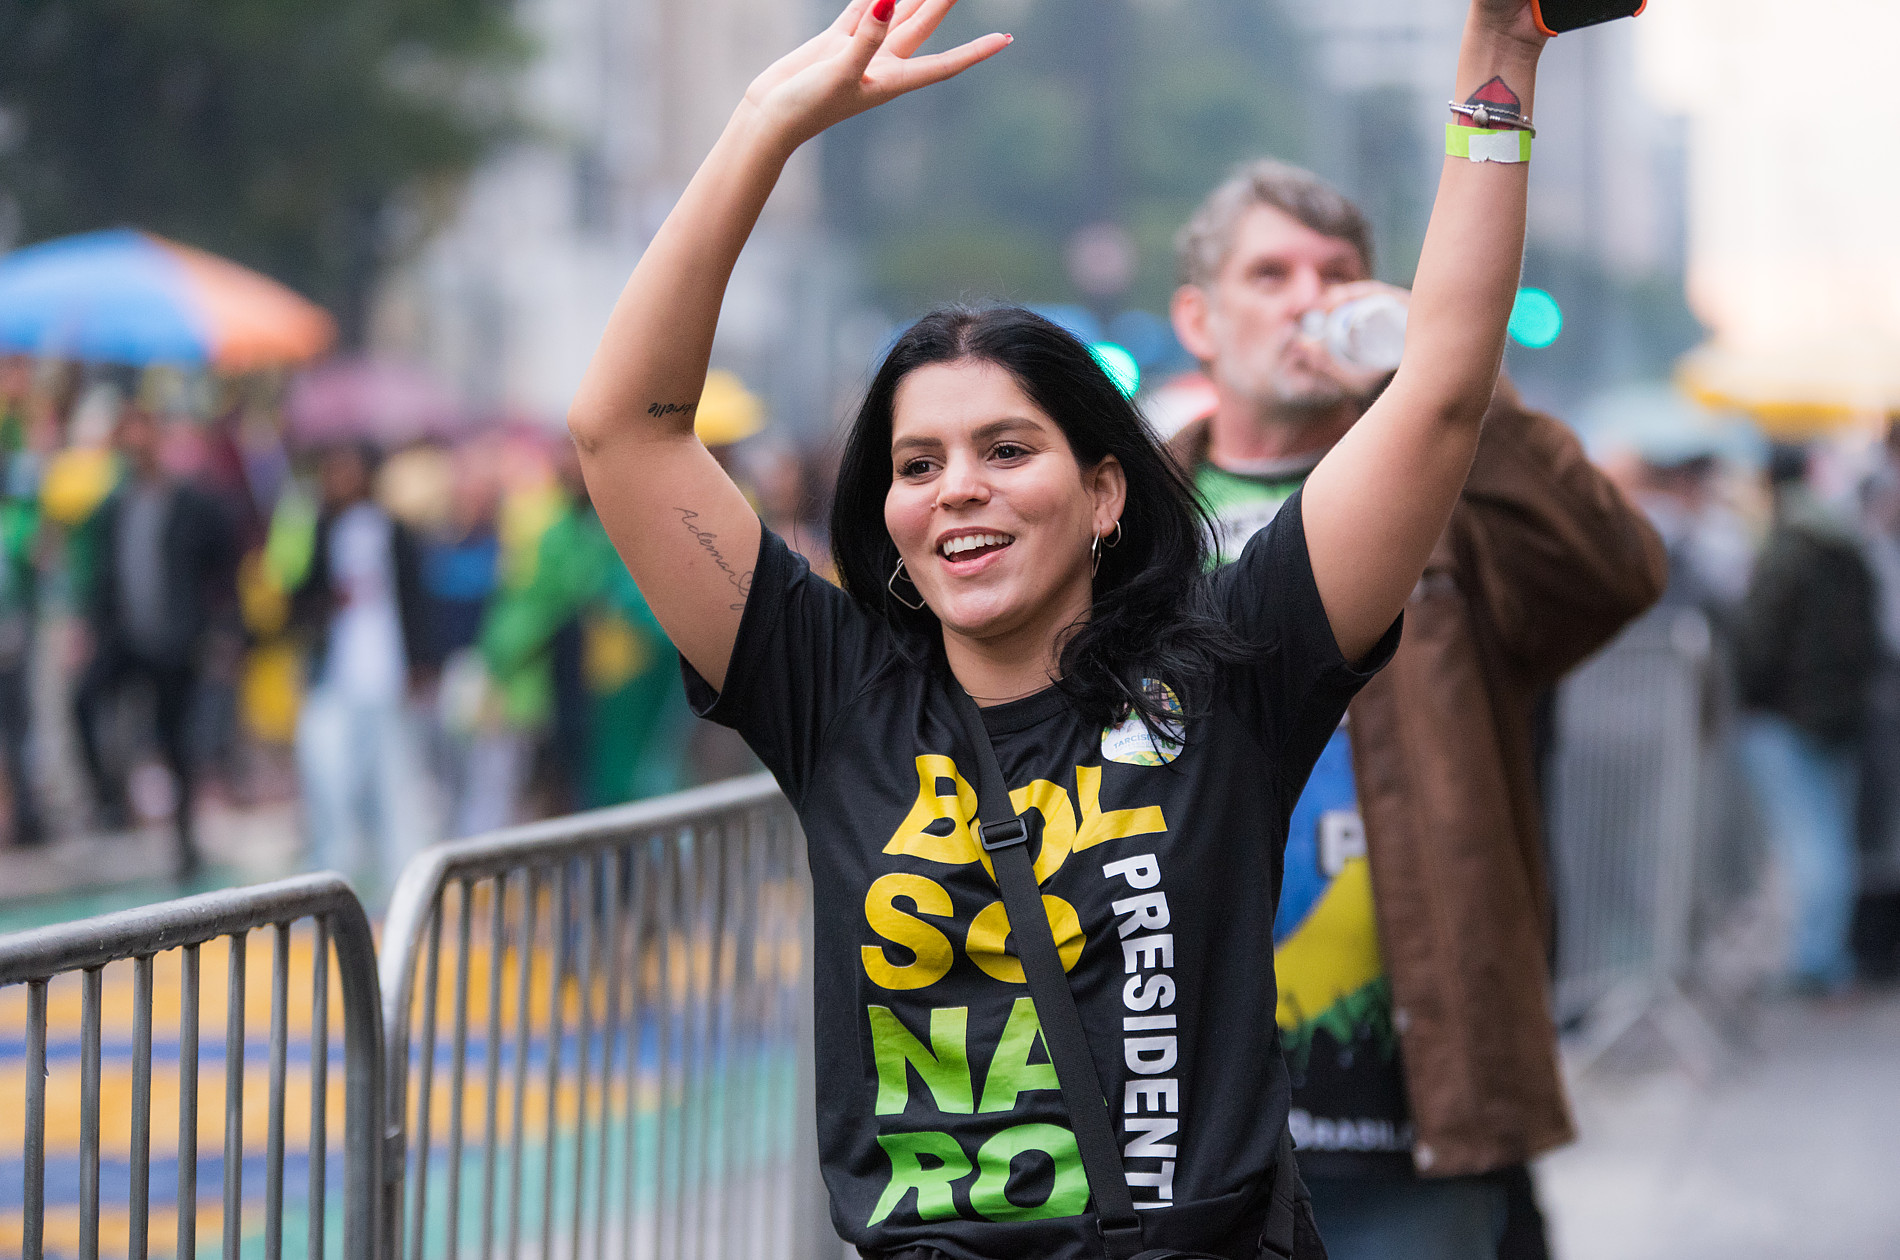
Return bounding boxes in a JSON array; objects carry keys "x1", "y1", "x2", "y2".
[
  {"x1": 0, "y1": 661, "x2": 40, "y2": 845},
  {"x1": 865, "y1": 1194, "x2": 1328, "y2": 1260},
  {"x1": 1496, "y1": 1164, "x2": 1551, "y2": 1260},
  {"x1": 74, "y1": 646, "x2": 200, "y2": 868}
]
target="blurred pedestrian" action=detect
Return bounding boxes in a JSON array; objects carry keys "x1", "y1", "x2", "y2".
[
  {"x1": 419, "y1": 443, "x2": 500, "y2": 667},
  {"x1": 73, "y1": 404, "x2": 239, "y2": 878},
  {"x1": 1736, "y1": 443, "x2": 1881, "y2": 995},
  {"x1": 420, "y1": 439, "x2": 507, "y2": 837},
  {"x1": 161, "y1": 412, "x2": 258, "y2": 804},
  {"x1": 1603, "y1": 431, "x2": 1765, "y2": 958},
  {"x1": 1856, "y1": 422, "x2": 1900, "y2": 980},
  {"x1": 454, "y1": 435, "x2": 568, "y2": 826},
  {"x1": 1167, "y1": 159, "x2": 1666, "y2": 1259},
  {"x1": 289, "y1": 441, "x2": 432, "y2": 891},
  {"x1": 481, "y1": 445, "x2": 691, "y2": 811},
  {"x1": 0, "y1": 361, "x2": 45, "y2": 850},
  {"x1": 1609, "y1": 449, "x2": 1752, "y2": 620},
  {"x1": 0, "y1": 450, "x2": 43, "y2": 849},
  {"x1": 0, "y1": 358, "x2": 31, "y2": 451}
]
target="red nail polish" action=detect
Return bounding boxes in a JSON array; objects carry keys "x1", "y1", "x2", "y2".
[{"x1": 873, "y1": 0, "x2": 895, "y2": 21}]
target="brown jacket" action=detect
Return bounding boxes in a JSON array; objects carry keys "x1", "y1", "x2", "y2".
[{"x1": 1170, "y1": 383, "x2": 1667, "y2": 1177}]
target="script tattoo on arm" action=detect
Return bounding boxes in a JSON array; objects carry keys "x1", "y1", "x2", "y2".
[
  {"x1": 676, "y1": 507, "x2": 753, "y2": 611},
  {"x1": 648, "y1": 402, "x2": 698, "y2": 420}
]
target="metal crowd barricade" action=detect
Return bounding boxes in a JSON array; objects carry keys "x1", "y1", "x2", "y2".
[
  {"x1": 1547, "y1": 604, "x2": 1729, "y2": 1074},
  {"x1": 378, "y1": 772, "x2": 833, "y2": 1260},
  {"x1": 0, "y1": 872, "x2": 383, "y2": 1260}
]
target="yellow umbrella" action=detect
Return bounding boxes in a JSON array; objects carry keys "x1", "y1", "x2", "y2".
[
  {"x1": 1677, "y1": 335, "x2": 1900, "y2": 437},
  {"x1": 40, "y1": 447, "x2": 118, "y2": 526},
  {"x1": 694, "y1": 370, "x2": 766, "y2": 447}
]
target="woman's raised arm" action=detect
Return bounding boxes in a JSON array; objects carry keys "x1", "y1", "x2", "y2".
[
  {"x1": 1298, "y1": 0, "x2": 1548, "y2": 663},
  {"x1": 567, "y1": 0, "x2": 1009, "y2": 691}
]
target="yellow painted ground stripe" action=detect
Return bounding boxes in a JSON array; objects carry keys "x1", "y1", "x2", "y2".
[
  {"x1": 1, "y1": 1052, "x2": 670, "y2": 1158},
  {"x1": 0, "y1": 1199, "x2": 278, "y2": 1257},
  {"x1": 0, "y1": 913, "x2": 802, "y2": 1045}
]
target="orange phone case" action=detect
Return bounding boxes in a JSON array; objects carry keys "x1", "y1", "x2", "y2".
[{"x1": 1531, "y1": 0, "x2": 1646, "y2": 38}]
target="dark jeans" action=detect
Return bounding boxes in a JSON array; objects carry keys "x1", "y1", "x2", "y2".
[
  {"x1": 1305, "y1": 1172, "x2": 1506, "y2": 1260},
  {"x1": 1496, "y1": 1164, "x2": 1551, "y2": 1260},
  {"x1": 74, "y1": 645, "x2": 200, "y2": 869}
]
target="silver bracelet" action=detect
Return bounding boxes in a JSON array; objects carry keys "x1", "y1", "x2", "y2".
[{"x1": 1447, "y1": 100, "x2": 1537, "y2": 136}]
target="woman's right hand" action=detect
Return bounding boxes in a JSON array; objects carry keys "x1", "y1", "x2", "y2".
[
  {"x1": 570, "y1": 0, "x2": 1005, "y2": 693},
  {"x1": 742, "y1": 0, "x2": 1011, "y2": 150}
]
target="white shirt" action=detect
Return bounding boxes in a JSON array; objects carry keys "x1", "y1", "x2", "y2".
[{"x1": 323, "y1": 503, "x2": 407, "y2": 702}]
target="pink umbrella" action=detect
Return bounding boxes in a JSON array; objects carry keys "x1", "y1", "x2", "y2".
[{"x1": 286, "y1": 357, "x2": 466, "y2": 445}]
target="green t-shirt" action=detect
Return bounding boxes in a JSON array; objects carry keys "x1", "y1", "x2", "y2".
[
  {"x1": 1196, "y1": 458, "x2": 1414, "y2": 1179},
  {"x1": 1196, "y1": 462, "x2": 1309, "y2": 567}
]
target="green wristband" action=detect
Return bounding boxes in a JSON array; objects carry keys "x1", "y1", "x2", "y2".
[{"x1": 1446, "y1": 123, "x2": 1533, "y2": 164}]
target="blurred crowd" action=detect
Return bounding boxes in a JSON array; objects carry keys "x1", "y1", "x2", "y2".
[
  {"x1": 1606, "y1": 418, "x2": 1900, "y2": 991},
  {"x1": 0, "y1": 355, "x2": 833, "y2": 893},
  {"x1": 5, "y1": 342, "x2": 1900, "y2": 991}
]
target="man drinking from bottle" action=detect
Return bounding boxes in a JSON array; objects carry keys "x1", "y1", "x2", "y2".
[{"x1": 1168, "y1": 160, "x2": 1667, "y2": 1259}]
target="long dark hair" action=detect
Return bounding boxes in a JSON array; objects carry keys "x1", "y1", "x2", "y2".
[{"x1": 829, "y1": 305, "x2": 1247, "y2": 733}]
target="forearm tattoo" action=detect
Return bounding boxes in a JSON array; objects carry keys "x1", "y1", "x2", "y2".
[
  {"x1": 677, "y1": 508, "x2": 753, "y2": 611},
  {"x1": 648, "y1": 402, "x2": 698, "y2": 420},
  {"x1": 1459, "y1": 76, "x2": 1525, "y2": 127}
]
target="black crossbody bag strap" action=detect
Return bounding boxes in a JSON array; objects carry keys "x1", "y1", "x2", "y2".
[
  {"x1": 947, "y1": 682, "x2": 1307, "y2": 1260},
  {"x1": 948, "y1": 683, "x2": 1147, "y2": 1260}
]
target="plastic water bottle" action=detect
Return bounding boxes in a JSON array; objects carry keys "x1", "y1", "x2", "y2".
[{"x1": 1299, "y1": 295, "x2": 1409, "y2": 373}]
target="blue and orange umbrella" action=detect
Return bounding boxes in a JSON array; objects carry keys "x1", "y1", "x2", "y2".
[{"x1": 0, "y1": 228, "x2": 335, "y2": 370}]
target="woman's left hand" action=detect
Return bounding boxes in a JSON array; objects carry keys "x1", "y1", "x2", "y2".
[
  {"x1": 743, "y1": 0, "x2": 1012, "y2": 150},
  {"x1": 1467, "y1": 0, "x2": 1551, "y2": 51}
]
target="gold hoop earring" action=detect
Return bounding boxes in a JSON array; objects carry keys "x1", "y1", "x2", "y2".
[{"x1": 888, "y1": 558, "x2": 926, "y2": 611}]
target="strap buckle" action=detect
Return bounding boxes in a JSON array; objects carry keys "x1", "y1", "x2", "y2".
[{"x1": 977, "y1": 816, "x2": 1029, "y2": 851}]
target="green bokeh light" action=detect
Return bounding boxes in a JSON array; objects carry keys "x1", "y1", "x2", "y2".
[
  {"x1": 1508, "y1": 288, "x2": 1563, "y2": 349},
  {"x1": 1090, "y1": 342, "x2": 1141, "y2": 397}
]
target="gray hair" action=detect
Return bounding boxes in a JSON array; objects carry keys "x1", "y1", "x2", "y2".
[{"x1": 1175, "y1": 159, "x2": 1375, "y2": 287}]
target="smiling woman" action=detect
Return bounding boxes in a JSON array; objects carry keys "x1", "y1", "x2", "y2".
[
  {"x1": 830, "y1": 304, "x2": 1245, "y2": 733},
  {"x1": 565, "y1": 0, "x2": 1548, "y2": 1256}
]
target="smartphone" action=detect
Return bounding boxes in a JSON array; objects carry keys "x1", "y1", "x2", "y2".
[{"x1": 1530, "y1": 0, "x2": 1646, "y2": 36}]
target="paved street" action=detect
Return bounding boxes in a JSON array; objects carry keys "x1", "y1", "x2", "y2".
[
  {"x1": 1542, "y1": 990, "x2": 1900, "y2": 1260},
  {"x1": 0, "y1": 802, "x2": 304, "y2": 935},
  {"x1": 6, "y1": 809, "x2": 1900, "y2": 1259}
]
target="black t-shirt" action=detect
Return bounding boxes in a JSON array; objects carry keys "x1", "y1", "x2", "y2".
[
  {"x1": 1197, "y1": 460, "x2": 1415, "y2": 1179},
  {"x1": 686, "y1": 490, "x2": 1396, "y2": 1260}
]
